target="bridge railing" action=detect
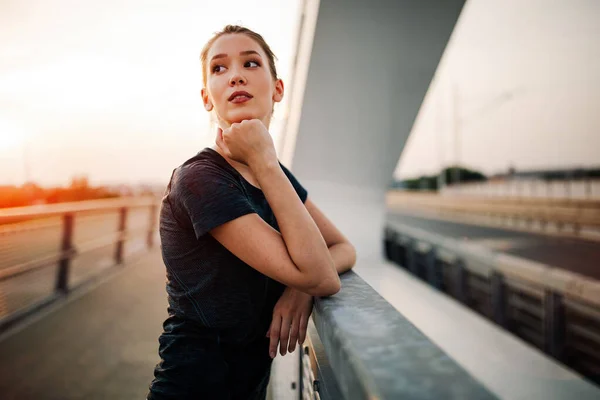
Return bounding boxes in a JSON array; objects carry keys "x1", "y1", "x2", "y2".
[
  {"x1": 383, "y1": 221, "x2": 600, "y2": 384},
  {"x1": 387, "y1": 190, "x2": 600, "y2": 234},
  {"x1": 0, "y1": 197, "x2": 161, "y2": 332},
  {"x1": 297, "y1": 269, "x2": 496, "y2": 400}
]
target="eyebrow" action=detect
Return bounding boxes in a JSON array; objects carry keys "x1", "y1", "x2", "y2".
[{"x1": 210, "y1": 50, "x2": 261, "y2": 62}]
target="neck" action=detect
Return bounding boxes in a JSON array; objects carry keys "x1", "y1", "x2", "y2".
[{"x1": 217, "y1": 117, "x2": 270, "y2": 130}]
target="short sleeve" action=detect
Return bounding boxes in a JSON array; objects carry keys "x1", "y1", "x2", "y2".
[
  {"x1": 170, "y1": 161, "x2": 256, "y2": 239},
  {"x1": 279, "y1": 162, "x2": 308, "y2": 203}
]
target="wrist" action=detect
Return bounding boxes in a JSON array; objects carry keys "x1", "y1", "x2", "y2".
[{"x1": 248, "y1": 152, "x2": 279, "y2": 174}]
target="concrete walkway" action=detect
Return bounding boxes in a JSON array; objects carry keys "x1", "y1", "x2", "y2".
[{"x1": 0, "y1": 248, "x2": 167, "y2": 400}]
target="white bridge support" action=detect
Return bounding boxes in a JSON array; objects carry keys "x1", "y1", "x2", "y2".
[
  {"x1": 270, "y1": 1, "x2": 600, "y2": 399},
  {"x1": 280, "y1": 0, "x2": 464, "y2": 261}
]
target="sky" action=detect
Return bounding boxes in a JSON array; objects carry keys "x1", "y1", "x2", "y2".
[
  {"x1": 0, "y1": 0, "x2": 300, "y2": 186},
  {"x1": 0, "y1": 0, "x2": 598, "y2": 187},
  {"x1": 395, "y1": 0, "x2": 600, "y2": 179}
]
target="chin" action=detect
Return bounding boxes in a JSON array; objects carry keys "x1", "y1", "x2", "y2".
[{"x1": 227, "y1": 110, "x2": 263, "y2": 124}]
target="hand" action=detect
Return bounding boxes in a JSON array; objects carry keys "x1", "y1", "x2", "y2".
[
  {"x1": 215, "y1": 119, "x2": 277, "y2": 168},
  {"x1": 266, "y1": 287, "x2": 314, "y2": 358}
]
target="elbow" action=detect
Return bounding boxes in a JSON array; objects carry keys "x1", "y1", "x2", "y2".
[
  {"x1": 306, "y1": 274, "x2": 341, "y2": 297},
  {"x1": 348, "y1": 242, "x2": 357, "y2": 269}
]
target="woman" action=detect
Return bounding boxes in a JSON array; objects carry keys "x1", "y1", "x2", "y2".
[{"x1": 147, "y1": 25, "x2": 356, "y2": 400}]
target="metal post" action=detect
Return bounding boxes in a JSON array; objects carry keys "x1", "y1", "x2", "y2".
[
  {"x1": 491, "y1": 273, "x2": 507, "y2": 327},
  {"x1": 383, "y1": 228, "x2": 393, "y2": 261},
  {"x1": 392, "y1": 235, "x2": 406, "y2": 266},
  {"x1": 426, "y1": 249, "x2": 442, "y2": 289},
  {"x1": 147, "y1": 203, "x2": 158, "y2": 248},
  {"x1": 544, "y1": 291, "x2": 565, "y2": 360},
  {"x1": 298, "y1": 347, "x2": 305, "y2": 400},
  {"x1": 56, "y1": 213, "x2": 74, "y2": 293},
  {"x1": 454, "y1": 260, "x2": 468, "y2": 304},
  {"x1": 114, "y1": 207, "x2": 128, "y2": 264},
  {"x1": 452, "y1": 84, "x2": 461, "y2": 185},
  {"x1": 406, "y1": 239, "x2": 417, "y2": 274}
]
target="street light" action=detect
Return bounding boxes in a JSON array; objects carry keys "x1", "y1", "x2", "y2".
[{"x1": 448, "y1": 84, "x2": 524, "y2": 186}]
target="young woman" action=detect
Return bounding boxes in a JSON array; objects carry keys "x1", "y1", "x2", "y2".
[{"x1": 147, "y1": 25, "x2": 356, "y2": 400}]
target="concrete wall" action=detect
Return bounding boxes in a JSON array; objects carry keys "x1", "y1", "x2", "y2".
[{"x1": 281, "y1": 0, "x2": 465, "y2": 261}]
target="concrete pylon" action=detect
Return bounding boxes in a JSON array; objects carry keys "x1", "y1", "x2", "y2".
[{"x1": 280, "y1": 0, "x2": 465, "y2": 262}]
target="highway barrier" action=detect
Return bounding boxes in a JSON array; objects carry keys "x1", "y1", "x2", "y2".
[
  {"x1": 384, "y1": 221, "x2": 600, "y2": 384},
  {"x1": 387, "y1": 191, "x2": 600, "y2": 235},
  {"x1": 0, "y1": 197, "x2": 161, "y2": 332}
]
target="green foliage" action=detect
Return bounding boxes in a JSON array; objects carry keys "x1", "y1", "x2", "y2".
[{"x1": 390, "y1": 165, "x2": 487, "y2": 191}]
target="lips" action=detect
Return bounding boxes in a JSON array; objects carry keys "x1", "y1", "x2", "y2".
[{"x1": 228, "y1": 91, "x2": 253, "y2": 102}]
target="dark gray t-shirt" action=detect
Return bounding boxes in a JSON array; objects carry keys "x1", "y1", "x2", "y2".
[{"x1": 159, "y1": 147, "x2": 308, "y2": 345}]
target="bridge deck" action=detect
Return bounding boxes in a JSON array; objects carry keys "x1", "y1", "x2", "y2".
[{"x1": 0, "y1": 248, "x2": 166, "y2": 400}]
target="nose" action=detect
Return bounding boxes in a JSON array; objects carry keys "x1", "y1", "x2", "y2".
[{"x1": 229, "y1": 71, "x2": 247, "y2": 86}]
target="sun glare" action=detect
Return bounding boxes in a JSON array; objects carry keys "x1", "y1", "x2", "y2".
[{"x1": 0, "y1": 118, "x2": 26, "y2": 154}]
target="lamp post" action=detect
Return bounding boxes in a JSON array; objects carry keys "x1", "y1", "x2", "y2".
[{"x1": 449, "y1": 84, "x2": 523, "y2": 186}]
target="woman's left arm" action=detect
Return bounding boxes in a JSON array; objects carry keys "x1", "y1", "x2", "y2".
[
  {"x1": 305, "y1": 197, "x2": 356, "y2": 274},
  {"x1": 267, "y1": 197, "x2": 356, "y2": 358}
]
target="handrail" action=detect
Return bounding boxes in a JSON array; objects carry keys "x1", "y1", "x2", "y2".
[
  {"x1": 0, "y1": 196, "x2": 159, "y2": 223},
  {"x1": 0, "y1": 196, "x2": 161, "y2": 332},
  {"x1": 385, "y1": 222, "x2": 600, "y2": 307},
  {"x1": 388, "y1": 190, "x2": 600, "y2": 208},
  {"x1": 387, "y1": 191, "x2": 600, "y2": 232},
  {"x1": 299, "y1": 270, "x2": 495, "y2": 399}
]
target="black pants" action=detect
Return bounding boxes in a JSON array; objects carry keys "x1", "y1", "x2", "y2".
[{"x1": 147, "y1": 317, "x2": 273, "y2": 400}]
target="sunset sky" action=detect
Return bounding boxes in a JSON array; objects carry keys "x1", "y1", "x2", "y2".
[
  {"x1": 0, "y1": 0, "x2": 300, "y2": 186},
  {"x1": 0, "y1": 0, "x2": 598, "y2": 187}
]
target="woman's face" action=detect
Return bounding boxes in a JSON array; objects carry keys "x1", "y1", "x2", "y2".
[{"x1": 202, "y1": 34, "x2": 283, "y2": 128}]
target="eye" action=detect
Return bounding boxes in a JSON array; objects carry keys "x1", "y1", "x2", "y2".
[
  {"x1": 212, "y1": 64, "x2": 226, "y2": 73},
  {"x1": 245, "y1": 60, "x2": 260, "y2": 68}
]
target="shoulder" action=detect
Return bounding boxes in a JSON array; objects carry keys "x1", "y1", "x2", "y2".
[{"x1": 172, "y1": 148, "x2": 238, "y2": 190}]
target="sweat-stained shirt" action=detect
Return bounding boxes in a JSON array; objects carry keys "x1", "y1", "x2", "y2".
[{"x1": 158, "y1": 147, "x2": 308, "y2": 346}]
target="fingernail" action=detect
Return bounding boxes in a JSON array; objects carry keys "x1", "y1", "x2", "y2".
[{"x1": 270, "y1": 351, "x2": 275, "y2": 358}]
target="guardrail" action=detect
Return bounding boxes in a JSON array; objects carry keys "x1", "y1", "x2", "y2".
[
  {"x1": 383, "y1": 221, "x2": 600, "y2": 384},
  {"x1": 441, "y1": 178, "x2": 600, "y2": 200},
  {"x1": 296, "y1": 270, "x2": 495, "y2": 399},
  {"x1": 387, "y1": 191, "x2": 600, "y2": 234},
  {"x1": 0, "y1": 196, "x2": 161, "y2": 332}
]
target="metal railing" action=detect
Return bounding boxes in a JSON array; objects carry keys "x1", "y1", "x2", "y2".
[
  {"x1": 0, "y1": 196, "x2": 161, "y2": 332},
  {"x1": 383, "y1": 221, "x2": 600, "y2": 384},
  {"x1": 296, "y1": 270, "x2": 496, "y2": 400},
  {"x1": 387, "y1": 191, "x2": 600, "y2": 234}
]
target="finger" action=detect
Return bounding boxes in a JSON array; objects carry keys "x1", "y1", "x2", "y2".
[
  {"x1": 288, "y1": 315, "x2": 300, "y2": 353},
  {"x1": 298, "y1": 313, "x2": 309, "y2": 346},
  {"x1": 269, "y1": 315, "x2": 281, "y2": 359},
  {"x1": 279, "y1": 316, "x2": 292, "y2": 356},
  {"x1": 215, "y1": 127, "x2": 225, "y2": 149}
]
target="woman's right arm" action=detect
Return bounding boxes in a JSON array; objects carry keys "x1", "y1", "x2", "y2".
[
  {"x1": 209, "y1": 120, "x2": 341, "y2": 297},
  {"x1": 210, "y1": 158, "x2": 340, "y2": 297}
]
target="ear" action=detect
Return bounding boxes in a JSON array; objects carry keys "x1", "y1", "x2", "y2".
[
  {"x1": 272, "y1": 79, "x2": 284, "y2": 103},
  {"x1": 201, "y1": 88, "x2": 213, "y2": 111}
]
